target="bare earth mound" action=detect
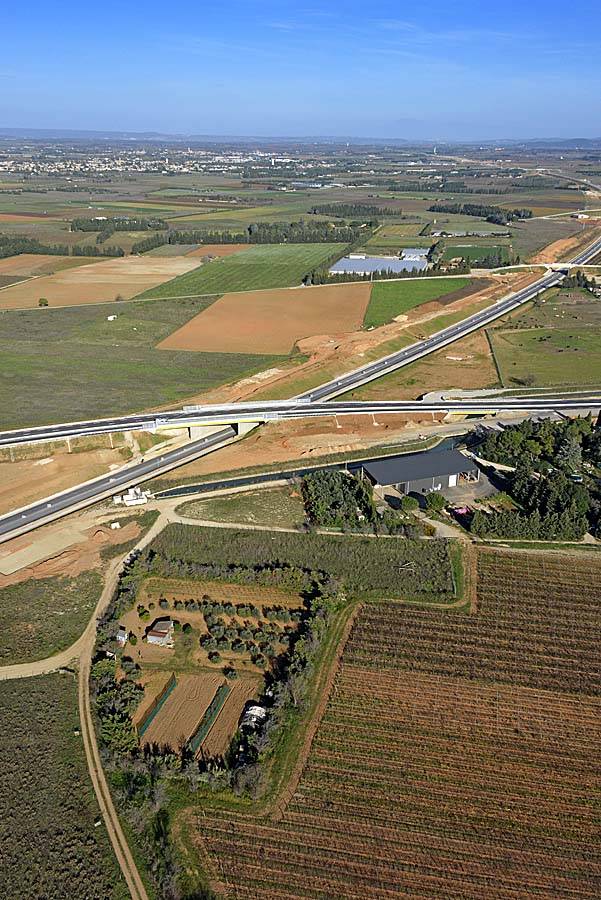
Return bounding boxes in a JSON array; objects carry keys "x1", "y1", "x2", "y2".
[
  {"x1": 0, "y1": 256, "x2": 201, "y2": 309},
  {"x1": 158, "y1": 282, "x2": 373, "y2": 355},
  {"x1": 185, "y1": 244, "x2": 249, "y2": 258}
]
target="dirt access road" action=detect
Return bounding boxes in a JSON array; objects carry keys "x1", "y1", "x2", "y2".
[{"x1": 0, "y1": 515, "x2": 167, "y2": 900}]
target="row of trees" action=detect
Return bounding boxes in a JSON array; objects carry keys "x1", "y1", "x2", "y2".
[
  {"x1": 0, "y1": 232, "x2": 124, "y2": 259},
  {"x1": 71, "y1": 216, "x2": 167, "y2": 232},
  {"x1": 428, "y1": 202, "x2": 533, "y2": 226},
  {"x1": 0, "y1": 233, "x2": 67, "y2": 258},
  {"x1": 309, "y1": 203, "x2": 395, "y2": 218}
]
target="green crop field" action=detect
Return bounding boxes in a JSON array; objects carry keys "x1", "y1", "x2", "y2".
[
  {"x1": 0, "y1": 571, "x2": 102, "y2": 664},
  {"x1": 443, "y1": 244, "x2": 510, "y2": 263},
  {"x1": 0, "y1": 675, "x2": 127, "y2": 899},
  {"x1": 138, "y1": 243, "x2": 342, "y2": 298},
  {"x1": 363, "y1": 276, "x2": 472, "y2": 328},
  {"x1": 0, "y1": 297, "x2": 284, "y2": 428},
  {"x1": 367, "y1": 223, "x2": 425, "y2": 244}
]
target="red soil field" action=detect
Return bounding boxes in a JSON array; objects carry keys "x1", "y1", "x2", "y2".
[
  {"x1": 0, "y1": 213, "x2": 61, "y2": 222},
  {"x1": 157, "y1": 282, "x2": 373, "y2": 354}
]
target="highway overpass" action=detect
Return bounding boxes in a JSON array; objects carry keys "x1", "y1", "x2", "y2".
[{"x1": 1, "y1": 233, "x2": 601, "y2": 542}]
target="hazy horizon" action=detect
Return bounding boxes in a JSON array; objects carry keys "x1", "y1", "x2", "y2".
[{"x1": 2, "y1": 0, "x2": 600, "y2": 141}]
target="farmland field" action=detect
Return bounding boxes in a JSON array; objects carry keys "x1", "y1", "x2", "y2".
[
  {"x1": 0, "y1": 571, "x2": 102, "y2": 664},
  {"x1": 489, "y1": 288, "x2": 601, "y2": 387},
  {"x1": 0, "y1": 674, "x2": 126, "y2": 899},
  {"x1": 185, "y1": 243, "x2": 249, "y2": 258},
  {"x1": 158, "y1": 281, "x2": 372, "y2": 354},
  {"x1": 137, "y1": 243, "x2": 342, "y2": 298},
  {"x1": 443, "y1": 244, "x2": 510, "y2": 263},
  {"x1": 0, "y1": 298, "x2": 283, "y2": 429},
  {"x1": 147, "y1": 524, "x2": 457, "y2": 601},
  {"x1": 140, "y1": 672, "x2": 225, "y2": 748},
  {"x1": 365, "y1": 223, "x2": 426, "y2": 248},
  {"x1": 0, "y1": 255, "x2": 201, "y2": 309},
  {"x1": 190, "y1": 549, "x2": 601, "y2": 900},
  {"x1": 177, "y1": 485, "x2": 306, "y2": 528},
  {"x1": 363, "y1": 276, "x2": 474, "y2": 328}
]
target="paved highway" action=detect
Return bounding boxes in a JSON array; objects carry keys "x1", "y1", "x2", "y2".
[
  {"x1": 0, "y1": 426, "x2": 235, "y2": 542},
  {"x1": 2, "y1": 234, "x2": 601, "y2": 542},
  {"x1": 4, "y1": 234, "x2": 600, "y2": 449}
]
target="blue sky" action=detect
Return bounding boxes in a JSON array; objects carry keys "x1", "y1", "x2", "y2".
[{"x1": 1, "y1": 0, "x2": 600, "y2": 140}]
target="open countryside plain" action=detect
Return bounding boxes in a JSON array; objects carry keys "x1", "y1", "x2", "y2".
[
  {"x1": 192, "y1": 549, "x2": 601, "y2": 900},
  {"x1": 0, "y1": 297, "x2": 283, "y2": 428}
]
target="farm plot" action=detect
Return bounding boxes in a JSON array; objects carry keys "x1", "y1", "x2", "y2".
[
  {"x1": 158, "y1": 282, "x2": 372, "y2": 354},
  {"x1": 0, "y1": 571, "x2": 102, "y2": 664},
  {"x1": 200, "y1": 677, "x2": 259, "y2": 759},
  {"x1": 443, "y1": 244, "x2": 510, "y2": 264},
  {"x1": 122, "y1": 576, "x2": 305, "y2": 678},
  {"x1": 140, "y1": 673, "x2": 225, "y2": 749},
  {"x1": 137, "y1": 243, "x2": 342, "y2": 299},
  {"x1": 191, "y1": 549, "x2": 601, "y2": 900},
  {"x1": 363, "y1": 276, "x2": 474, "y2": 328},
  {"x1": 0, "y1": 255, "x2": 201, "y2": 309},
  {"x1": 365, "y1": 223, "x2": 426, "y2": 250}
]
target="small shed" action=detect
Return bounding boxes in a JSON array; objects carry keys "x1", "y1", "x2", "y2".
[{"x1": 362, "y1": 449, "x2": 480, "y2": 497}]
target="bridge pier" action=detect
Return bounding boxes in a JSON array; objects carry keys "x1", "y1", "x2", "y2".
[{"x1": 188, "y1": 421, "x2": 259, "y2": 441}]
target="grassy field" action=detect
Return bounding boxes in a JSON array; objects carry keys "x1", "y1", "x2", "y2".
[
  {"x1": 0, "y1": 571, "x2": 102, "y2": 664},
  {"x1": 443, "y1": 244, "x2": 510, "y2": 263},
  {"x1": 363, "y1": 276, "x2": 472, "y2": 328},
  {"x1": 490, "y1": 287, "x2": 601, "y2": 387},
  {"x1": 137, "y1": 243, "x2": 342, "y2": 298},
  {"x1": 510, "y1": 218, "x2": 582, "y2": 259},
  {"x1": 0, "y1": 297, "x2": 283, "y2": 428},
  {"x1": 177, "y1": 485, "x2": 307, "y2": 528},
  {"x1": 190, "y1": 549, "x2": 601, "y2": 900},
  {"x1": 0, "y1": 674, "x2": 127, "y2": 899},
  {"x1": 366, "y1": 223, "x2": 425, "y2": 246}
]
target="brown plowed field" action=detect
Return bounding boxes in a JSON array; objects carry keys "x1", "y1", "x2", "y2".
[
  {"x1": 200, "y1": 677, "x2": 259, "y2": 759},
  {"x1": 0, "y1": 213, "x2": 60, "y2": 222},
  {"x1": 0, "y1": 255, "x2": 200, "y2": 309},
  {"x1": 141, "y1": 673, "x2": 224, "y2": 749},
  {"x1": 0, "y1": 254, "x2": 71, "y2": 276},
  {"x1": 186, "y1": 244, "x2": 249, "y2": 258},
  {"x1": 157, "y1": 282, "x2": 373, "y2": 354}
]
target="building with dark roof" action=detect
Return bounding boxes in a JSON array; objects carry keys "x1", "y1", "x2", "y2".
[{"x1": 362, "y1": 449, "x2": 479, "y2": 496}]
